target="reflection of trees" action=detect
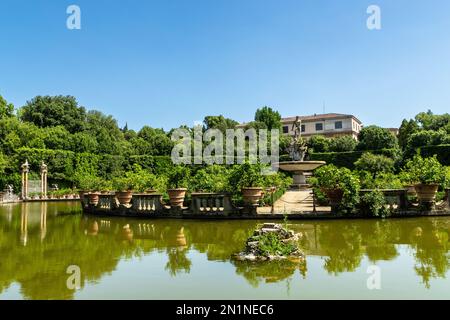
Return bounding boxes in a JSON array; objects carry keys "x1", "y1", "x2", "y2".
[
  {"x1": 361, "y1": 221, "x2": 400, "y2": 262},
  {"x1": 318, "y1": 224, "x2": 364, "y2": 274},
  {"x1": 410, "y1": 226, "x2": 450, "y2": 289},
  {"x1": 232, "y1": 259, "x2": 307, "y2": 288},
  {"x1": 1, "y1": 202, "x2": 450, "y2": 298},
  {"x1": 165, "y1": 248, "x2": 192, "y2": 276}
]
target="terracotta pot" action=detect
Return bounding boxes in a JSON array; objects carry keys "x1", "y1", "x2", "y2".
[
  {"x1": 167, "y1": 188, "x2": 187, "y2": 208},
  {"x1": 88, "y1": 192, "x2": 101, "y2": 206},
  {"x1": 115, "y1": 191, "x2": 133, "y2": 206},
  {"x1": 242, "y1": 187, "x2": 263, "y2": 206},
  {"x1": 414, "y1": 184, "x2": 439, "y2": 203},
  {"x1": 322, "y1": 188, "x2": 344, "y2": 207}
]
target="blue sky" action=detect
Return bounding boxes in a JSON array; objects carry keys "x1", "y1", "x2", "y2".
[{"x1": 1, "y1": 0, "x2": 450, "y2": 130}]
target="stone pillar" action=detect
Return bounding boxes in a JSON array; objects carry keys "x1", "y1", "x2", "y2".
[
  {"x1": 40, "y1": 161, "x2": 48, "y2": 199},
  {"x1": 446, "y1": 188, "x2": 450, "y2": 209},
  {"x1": 21, "y1": 160, "x2": 30, "y2": 200}
]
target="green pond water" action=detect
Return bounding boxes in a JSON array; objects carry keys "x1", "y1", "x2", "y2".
[{"x1": 0, "y1": 202, "x2": 449, "y2": 300}]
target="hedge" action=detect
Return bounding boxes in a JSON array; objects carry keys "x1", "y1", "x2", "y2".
[
  {"x1": 419, "y1": 144, "x2": 450, "y2": 166},
  {"x1": 309, "y1": 148, "x2": 400, "y2": 169}
]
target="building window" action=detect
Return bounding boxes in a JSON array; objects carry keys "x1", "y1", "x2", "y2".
[
  {"x1": 315, "y1": 123, "x2": 323, "y2": 131},
  {"x1": 335, "y1": 121, "x2": 342, "y2": 129},
  {"x1": 282, "y1": 126, "x2": 289, "y2": 134},
  {"x1": 301, "y1": 124, "x2": 305, "y2": 132}
]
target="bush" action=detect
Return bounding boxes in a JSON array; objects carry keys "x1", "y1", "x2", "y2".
[
  {"x1": 442, "y1": 166, "x2": 450, "y2": 189},
  {"x1": 261, "y1": 172, "x2": 293, "y2": 205},
  {"x1": 257, "y1": 232, "x2": 298, "y2": 257},
  {"x1": 357, "y1": 126, "x2": 398, "y2": 151},
  {"x1": 355, "y1": 152, "x2": 394, "y2": 178},
  {"x1": 406, "y1": 130, "x2": 447, "y2": 150},
  {"x1": 228, "y1": 162, "x2": 264, "y2": 191},
  {"x1": 311, "y1": 164, "x2": 360, "y2": 213},
  {"x1": 167, "y1": 165, "x2": 191, "y2": 189},
  {"x1": 402, "y1": 154, "x2": 446, "y2": 185},
  {"x1": 419, "y1": 144, "x2": 450, "y2": 166},
  {"x1": 329, "y1": 136, "x2": 357, "y2": 152},
  {"x1": 307, "y1": 135, "x2": 330, "y2": 153},
  {"x1": 359, "y1": 190, "x2": 389, "y2": 218},
  {"x1": 189, "y1": 165, "x2": 230, "y2": 193},
  {"x1": 358, "y1": 171, "x2": 403, "y2": 190},
  {"x1": 310, "y1": 148, "x2": 399, "y2": 169},
  {"x1": 121, "y1": 164, "x2": 166, "y2": 192}
]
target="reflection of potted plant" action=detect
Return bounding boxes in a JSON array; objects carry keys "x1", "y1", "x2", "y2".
[
  {"x1": 402, "y1": 155, "x2": 446, "y2": 205},
  {"x1": 167, "y1": 165, "x2": 190, "y2": 208},
  {"x1": 113, "y1": 177, "x2": 134, "y2": 206},
  {"x1": 229, "y1": 163, "x2": 264, "y2": 206}
]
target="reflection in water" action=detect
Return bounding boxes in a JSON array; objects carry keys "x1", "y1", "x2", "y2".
[
  {"x1": 232, "y1": 259, "x2": 307, "y2": 288},
  {"x1": 0, "y1": 202, "x2": 449, "y2": 299}
]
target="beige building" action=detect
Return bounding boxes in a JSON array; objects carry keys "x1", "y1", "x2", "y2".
[{"x1": 280, "y1": 113, "x2": 363, "y2": 140}]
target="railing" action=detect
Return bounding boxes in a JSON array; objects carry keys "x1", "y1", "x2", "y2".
[
  {"x1": 360, "y1": 189, "x2": 409, "y2": 211},
  {"x1": 97, "y1": 194, "x2": 117, "y2": 210},
  {"x1": 80, "y1": 192, "x2": 90, "y2": 208},
  {"x1": 132, "y1": 193, "x2": 165, "y2": 213},
  {"x1": 445, "y1": 189, "x2": 450, "y2": 209},
  {"x1": 190, "y1": 193, "x2": 236, "y2": 215}
]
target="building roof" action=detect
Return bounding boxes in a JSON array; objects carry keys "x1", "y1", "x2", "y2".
[{"x1": 281, "y1": 113, "x2": 362, "y2": 124}]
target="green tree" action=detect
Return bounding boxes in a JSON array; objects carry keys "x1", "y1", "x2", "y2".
[
  {"x1": 20, "y1": 95, "x2": 86, "y2": 133},
  {"x1": 406, "y1": 130, "x2": 447, "y2": 151},
  {"x1": 254, "y1": 106, "x2": 281, "y2": 130},
  {"x1": 355, "y1": 152, "x2": 395, "y2": 179},
  {"x1": 0, "y1": 95, "x2": 14, "y2": 119},
  {"x1": 137, "y1": 126, "x2": 173, "y2": 156},
  {"x1": 329, "y1": 136, "x2": 357, "y2": 152},
  {"x1": 398, "y1": 119, "x2": 420, "y2": 150},
  {"x1": 357, "y1": 125, "x2": 398, "y2": 151},
  {"x1": 307, "y1": 135, "x2": 330, "y2": 153},
  {"x1": 203, "y1": 115, "x2": 238, "y2": 133},
  {"x1": 244, "y1": 121, "x2": 267, "y2": 131},
  {"x1": 415, "y1": 110, "x2": 450, "y2": 131}
]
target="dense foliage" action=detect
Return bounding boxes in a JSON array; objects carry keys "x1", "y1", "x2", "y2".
[{"x1": 1, "y1": 92, "x2": 450, "y2": 215}]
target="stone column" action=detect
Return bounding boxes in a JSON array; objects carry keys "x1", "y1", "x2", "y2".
[
  {"x1": 446, "y1": 189, "x2": 450, "y2": 209},
  {"x1": 40, "y1": 161, "x2": 48, "y2": 199},
  {"x1": 21, "y1": 160, "x2": 30, "y2": 200}
]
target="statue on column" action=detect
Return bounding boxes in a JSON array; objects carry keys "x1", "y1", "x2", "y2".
[
  {"x1": 21, "y1": 160, "x2": 30, "y2": 200},
  {"x1": 40, "y1": 161, "x2": 48, "y2": 199}
]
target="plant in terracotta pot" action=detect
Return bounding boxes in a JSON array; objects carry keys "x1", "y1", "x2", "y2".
[
  {"x1": 402, "y1": 155, "x2": 446, "y2": 206},
  {"x1": 311, "y1": 164, "x2": 360, "y2": 213},
  {"x1": 76, "y1": 173, "x2": 102, "y2": 202},
  {"x1": 126, "y1": 164, "x2": 166, "y2": 194},
  {"x1": 167, "y1": 165, "x2": 190, "y2": 208},
  {"x1": 87, "y1": 177, "x2": 106, "y2": 206},
  {"x1": 190, "y1": 165, "x2": 230, "y2": 193},
  {"x1": 112, "y1": 176, "x2": 134, "y2": 206},
  {"x1": 229, "y1": 162, "x2": 264, "y2": 206}
]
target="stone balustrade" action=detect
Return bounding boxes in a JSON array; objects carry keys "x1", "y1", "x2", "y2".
[
  {"x1": 360, "y1": 189, "x2": 409, "y2": 210},
  {"x1": 97, "y1": 194, "x2": 118, "y2": 210},
  {"x1": 80, "y1": 192, "x2": 90, "y2": 208},
  {"x1": 190, "y1": 193, "x2": 236, "y2": 215},
  {"x1": 446, "y1": 189, "x2": 450, "y2": 209},
  {"x1": 132, "y1": 193, "x2": 165, "y2": 213}
]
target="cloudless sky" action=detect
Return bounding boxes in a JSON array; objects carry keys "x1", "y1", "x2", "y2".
[{"x1": 1, "y1": 0, "x2": 450, "y2": 130}]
